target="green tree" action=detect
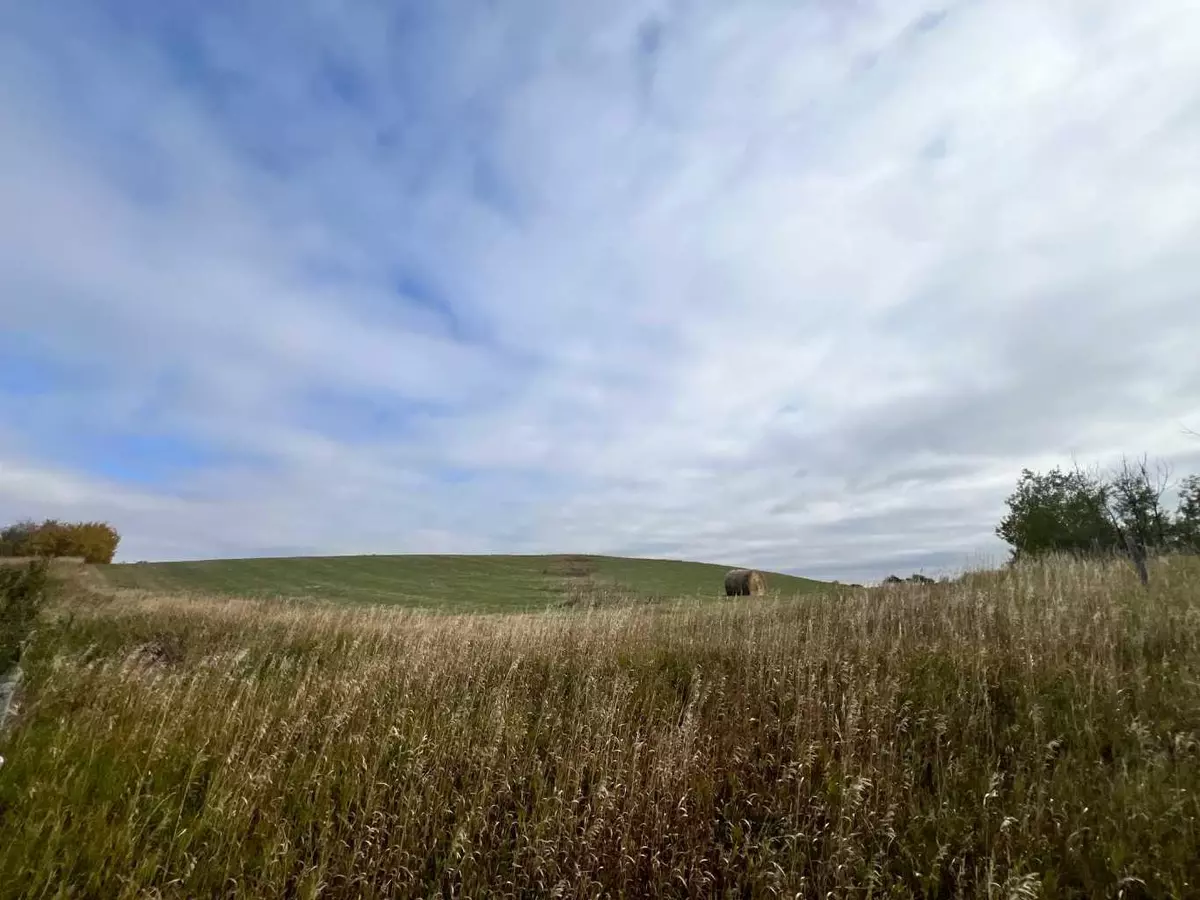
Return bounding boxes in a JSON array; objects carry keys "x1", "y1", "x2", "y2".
[
  {"x1": 996, "y1": 467, "x2": 1117, "y2": 559},
  {"x1": 1107, "y1": 456, "x2": 1172, "y2": 552},
  {"x1": 0, "y1": 519, "x2": 120, "y2": 564},
  {"x1": 1175, "y1": 474, "x2": 1200, "y2": 552},
  {"x1": 0, "y1": 520, "x2": 38, "y2": 557}
]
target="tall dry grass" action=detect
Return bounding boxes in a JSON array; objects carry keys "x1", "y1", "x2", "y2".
[{"x1": 1, "y1": 557, "x2": 1199, "y2": 898}]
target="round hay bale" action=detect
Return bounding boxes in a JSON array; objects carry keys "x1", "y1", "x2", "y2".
[{"x1": 724, "y1": 568, "x2": 767, "y2": 597}]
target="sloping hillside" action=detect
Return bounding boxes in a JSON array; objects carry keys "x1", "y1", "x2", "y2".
[{"x1": 96, "y1": 553, "x2": 825, "y2": 611}]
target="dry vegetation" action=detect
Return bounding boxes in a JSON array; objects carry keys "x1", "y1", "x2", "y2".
[{"x1": 2, "y1": 557, "x2": 1199, "y2": 897}]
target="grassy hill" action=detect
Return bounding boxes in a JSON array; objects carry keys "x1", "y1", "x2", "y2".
[
  {"x1": 6, "y1": 556, "x2": 1197, "y2": 895},
  {"x1": 95, "y1": 553, "x2": 827, "y2": 611}
]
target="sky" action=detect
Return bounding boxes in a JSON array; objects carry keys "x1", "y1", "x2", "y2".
[{"x1": 2, "y1": 0, "x2": 1200, "y2": 582}]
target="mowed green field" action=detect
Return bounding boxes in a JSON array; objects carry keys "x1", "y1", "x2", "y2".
[{"x1": 96, "y1": 553, "x2": 826, "y2": 611}]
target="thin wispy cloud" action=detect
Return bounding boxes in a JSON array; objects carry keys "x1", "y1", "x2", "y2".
[{"x1": 2, "y1": 0, "x2": 1199, "y2": 580}]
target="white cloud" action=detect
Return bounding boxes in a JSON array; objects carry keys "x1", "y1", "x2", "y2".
[{"x1": 2, "y1": 0, "x2": 1200, "y2": 581}]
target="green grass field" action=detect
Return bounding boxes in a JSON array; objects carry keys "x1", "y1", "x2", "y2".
[{"x1": 95, "y1": 553, "x2": 827, "y2": 611}]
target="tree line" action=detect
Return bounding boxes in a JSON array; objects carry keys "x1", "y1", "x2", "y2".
[
  {"x1": 997, "y1": 456, "x2": 1200, "y2": 560},
  {"x1": 0, "y1": 519, "x2": 121, "y2": 565}
]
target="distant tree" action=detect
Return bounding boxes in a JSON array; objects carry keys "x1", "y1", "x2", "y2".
[
  {"x1": 882, "y1": 573, "x2": 935, "y2": 585},
  {"x1": 996, "y1": 467, "x2": 1117, "y2": 559},
  {"x1": 0, "y1": 520, "x2": 38, "y2": 557},
  {"x1": 21, "y1": 520, "x2": 71, "y2": 558},
  {"x1": 1175, "y1": 474, "x2": 1200, "y2": 552},
  {"x1": 0, "y1": 519, "x2": 120, "y2": 564},
  {"x1": 1107, "y1": 456, "x2": 1173, "y2": 553}
]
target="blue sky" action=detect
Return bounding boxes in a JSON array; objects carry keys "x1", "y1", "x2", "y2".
[{"x1": 2, "y1": 1, "x2": 1200, "y2": 580}]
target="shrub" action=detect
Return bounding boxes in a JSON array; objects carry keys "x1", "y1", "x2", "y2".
[
  {"x1": 0, "y1": 560, "x2": 49, "y2": 674},
  {"x1": 0, "y1": 520, "x2": 120, "y2": 564},
  {"x1": 68, "y1": 522, "x2": 121, "y2": 564},
  {"x1": 0, "y1": 521, "x2": 38, "y2": 558}
]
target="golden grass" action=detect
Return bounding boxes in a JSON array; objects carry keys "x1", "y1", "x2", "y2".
[{"x1": 1, "y1": 556, "x2": 1198, "y2": 897}]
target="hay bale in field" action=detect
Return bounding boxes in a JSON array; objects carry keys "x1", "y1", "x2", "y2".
[{"x1": 724, "y1": 568, "x2": 767, "y2": 596}]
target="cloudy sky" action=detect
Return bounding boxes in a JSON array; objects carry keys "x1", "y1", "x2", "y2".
[{"x1": 2, "y1": 1, "x2": 1199, "y2": 581}]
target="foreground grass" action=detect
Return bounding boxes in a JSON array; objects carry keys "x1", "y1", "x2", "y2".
[
  {"x1": 96, "y1": 553, "x2": 826, "y2": 611},
  {"x1": 1, "y1": 558, "x2": 1198, "y2": 897}
]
